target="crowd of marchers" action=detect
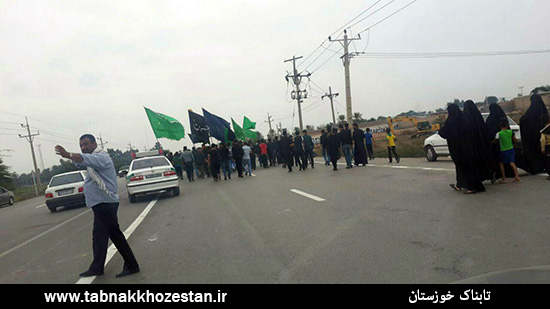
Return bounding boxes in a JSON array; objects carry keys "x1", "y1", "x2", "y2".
[
  {"x1": 441, "y1": 93, "x2": 550, "y2": 194},
  {"x1": 160, "y1": 120, "x2": 405, "y2": 182}
]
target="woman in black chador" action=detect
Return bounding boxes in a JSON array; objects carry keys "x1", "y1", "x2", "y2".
[
  {"x1": 439, "y1": 103, "x2": 468, "y2": 191},
  {"x1": 519, "y1": 94, "x2": 548, "y2": 175},
  {"x1": 461, "y1": 100, "x2": 494, "y2": 193},
  {"x1": 352, "y1": 123, "x2": 368, "y2": 166},
  {"x1": 327, "y1": 128, "x2": 341, "y2": 171},
  {"x1": 485, "y1": 103, "x2": 511, "y2": 179}
]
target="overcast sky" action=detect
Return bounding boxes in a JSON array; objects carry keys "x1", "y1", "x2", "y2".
[{"x1": 1, "y1": 0, "x2": 549, "y2": 174}]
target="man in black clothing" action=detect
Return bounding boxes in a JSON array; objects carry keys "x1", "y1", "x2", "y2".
[
  {"x1": 328, "y1": 128, "x2": 341, "y2": 171},
  {"x1": 232, "y1": 141, "x2": 244, "y2": 177},
  {"x1": 280, "y1": 130, "x2": 294, "y2": 172}
]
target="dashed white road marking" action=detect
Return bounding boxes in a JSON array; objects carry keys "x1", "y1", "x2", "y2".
[{"x1": 290, "y1": 189, "x2": 325, "y2": 202}]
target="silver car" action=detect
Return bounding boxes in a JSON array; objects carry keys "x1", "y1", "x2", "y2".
[
  {"x1": 424, "y1": 114, "x2": 521, "y2": 162},
  {"x1": 0, "y1": 186, "x2": 15, "y2": 206}
]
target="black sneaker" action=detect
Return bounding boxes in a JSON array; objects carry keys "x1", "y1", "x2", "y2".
[{"x1": 116, "y1": 268, "x2": 140, "y2": 278}]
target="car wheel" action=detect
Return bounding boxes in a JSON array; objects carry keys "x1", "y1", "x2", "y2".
[
  {"x1": 8, "y1": 197, "x2": 14, "y2": 205},
  {"x1": 172, "y1": 187, "x2": 180, "y2": 196},
  {"x1": 426, "y1": 146, "x2": 437, "y2": 162},
  {"x1": 128, "y1": 193, "x2": 137, "y2": 203},
  {"x1": 48, "y1": 206, "x2": 57, "y2": 213}
]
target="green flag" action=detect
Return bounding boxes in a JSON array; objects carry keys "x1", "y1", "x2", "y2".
[
  {"x1": 144, "y1": 107, "x2": 185, "y2": 141},
  {"x1": 231, "y1": 118, "x2": 246, "y2": 141},
  {"x1": 243, "y1": 116, "x2": 256, "y2": 130},
  {"x1": 244, "y1": 129, "x2": 257, "y2": 140}
]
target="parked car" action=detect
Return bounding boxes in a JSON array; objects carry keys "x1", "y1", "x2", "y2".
[
  {"x1": 0, "y1": 186, "x2": 15, "y2": 206},
  {"x1": 126, "y1": 150, "x2": 179, "y2": 203},
  {"x1": 44, "y1": 170, "x2": 88, "y2": 213},
  {"x1": 118, "y1": 165, "x2": 130, "y2": 178},
  {"x1": 424, "y1": 113, "x2": 521, "y2": 162}
]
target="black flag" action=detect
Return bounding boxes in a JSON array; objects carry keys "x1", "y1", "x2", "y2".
[{"x1": 188, "y1": 110, "x2": 210, "y2": 144}]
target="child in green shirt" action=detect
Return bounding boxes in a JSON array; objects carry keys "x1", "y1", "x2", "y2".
[{"x1": 494, "y1": 117, "x2": 521, "y2": 183}]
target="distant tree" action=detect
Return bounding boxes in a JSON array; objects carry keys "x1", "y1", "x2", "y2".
[
  {"x1": 531, "y1": 85, "x2": 550, "y2": 95},
  {"x1": 352, "y1": 112, "x2": 363, "y2": 123},
  {"x1": 0, "y1": 157, "x2": 15, "y2": 191},
  {"x1": 367, "y1": 117, "x2": 376, "y2": 122},
  {"x1": 377, "y1": 116, "x2": 386, "y2": 121},
  {"x1": 338, "y1": 115, "x2": 346, "y2": 124},
  {"x1": 485, "y1": 96, "x2": 499, "y2": 105}
]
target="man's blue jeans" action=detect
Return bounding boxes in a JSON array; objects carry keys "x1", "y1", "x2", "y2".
[{"x1": 342, "y1": 144, "x2": 352, "y2": 167}]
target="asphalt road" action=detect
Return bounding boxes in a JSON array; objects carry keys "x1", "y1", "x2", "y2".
[{"x1": 1, "y1": 157, "x2": 549, "y2": 284}]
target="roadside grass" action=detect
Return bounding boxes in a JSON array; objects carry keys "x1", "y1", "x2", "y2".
[{"x1": 13, "y1": 184, "x2": 46, "y2": 202}]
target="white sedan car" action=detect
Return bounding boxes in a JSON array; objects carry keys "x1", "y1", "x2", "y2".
[
  {"x1": 424, "y1": 114, "x2": 521, "y2": 162},
  {"x1": 126, "y1": 155, "x2": 179, "y2": 203},
  {"x1": 45, "y1": 170, "x2": 88, "y2": 213}
]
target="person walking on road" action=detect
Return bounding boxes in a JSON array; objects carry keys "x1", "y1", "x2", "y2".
[
  {"x1": 439, "y1": 103, "x2": 468, "y2": 192},
  {"x1": 352, "y1": 123, "x2": 368, "y2": 166},
  {"x1": 539, "y1": 113, "x2": 550, "y2": 180},
  {"x1": 259, "y1": 139, "x2": 269, "y2": 168},
  {"x1": 280, "y1": 130, "x2": 294, "y2": 172},
  {"x1": 365, "y1": 128, "x2": 375, "y2": 160},
  {"x1": 303, "y1": 130, "x2": 315, "y2": 169},
  {"x1": 493, "y1": 117, "x2": 521, "y2": 184},
  {"x1": 385, "y1": 128, "x2": 400, "y2": 163},
  {"x1": 209, "y1": 144, "x2": 221, "y2": 181},
  {"x1": 328, "y1": 127, "x2": 341, "y2": 171},
  {"x1": 232, "y1": 141, "x2": 244, "y2": 178},
  {"x1": 293, "y1": 131, "x2": 306, "y2": 171},
  {"x1": 55, "y1": 134, "x2": 140, "y2": 278},
  {"x1": 194, "y1": 146, "x2": 206, "y2": 179},
  {"x1": 242, "y1": 142, "x2": 252, "y2": 176},
  {"x1": 172, "y1": 151, "x2": 184, "y2": 180},
  {"x1": 219, "y1": 143, "x2": 232, "y2": 180},
  {"x1": 181, "y1": 146, "x2": 195, "y2": 182},
  {"x1": 520, "y1": 94, "x2": 549, "y2": 175},
  {"x1": 320, "y1": 129, "x2": 330, "y2": 165},
  {"x1": 339, "y1": 123, "x2": 353, "y2": 168}
]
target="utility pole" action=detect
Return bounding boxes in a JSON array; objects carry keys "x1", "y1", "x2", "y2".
[
  {"x1": 518, "y1": 86, "x2": 524, "y2": 97},
  {"x1": 322, "y1": 86, "x2": 339, "y2": 125},
  {"x1": 98, "y1": 134, "x2": 108, "y2": 149},
  {"x1": 285, "y1": 55, "x2": 311, "y2": 131},
  {"x1": 19, "y1": 116, "x2": 41, "y2": 193},
  {"x1": 329, "y1": 29, "x2": 361, "y2": 125},
  {"x1": 37, "y1": 144, "x2": 45, "y2": 172},
  {"x1": 265, "y1": 113, "x2": 274, "y2": 133}
]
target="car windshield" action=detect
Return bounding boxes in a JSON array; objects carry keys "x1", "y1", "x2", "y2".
[
  {"x1": 49, "y1": 173, "x2": 84, "y2": 187},
  {"x1": 131, "y1": 157, "x2": 170, "y2": 170},
  {"x1": 481, "y1": 114, "x2": 517, "y2": 126}
]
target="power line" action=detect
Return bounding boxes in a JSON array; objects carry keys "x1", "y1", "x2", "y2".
[
  {"x1": 297, "y1": 0, "x2": 384, "y2": 71},
  {"x1": 347, "y1": 0, "x2": 397, "y2": 30},
  {"x1": 357, "y1": 0, "x2": 420, "y2": 35},
  {"x1": 354, "y1": 49, "x2": 550, "y2": 58}
]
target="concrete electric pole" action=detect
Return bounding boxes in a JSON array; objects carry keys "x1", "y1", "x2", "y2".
[
  {"x1": 98, "y1": 134, "x2": 108, "y2": 149},
  {"x1": 329, "y1": 30, "x2": 361, "y2": 125},
  {"x1": 321, "y1": 86, "x2": 339, "y2": 126},
  {"x1": 19, "y1": 116, "x2": 41, "y2": 193},
  {"x1": 285, "y1": 55, "x2": 311, "y2": 131}
]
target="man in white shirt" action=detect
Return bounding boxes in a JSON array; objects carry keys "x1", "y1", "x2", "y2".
[{"x1": 242, "y1": 142, "x2": 252, "y2": 176}]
